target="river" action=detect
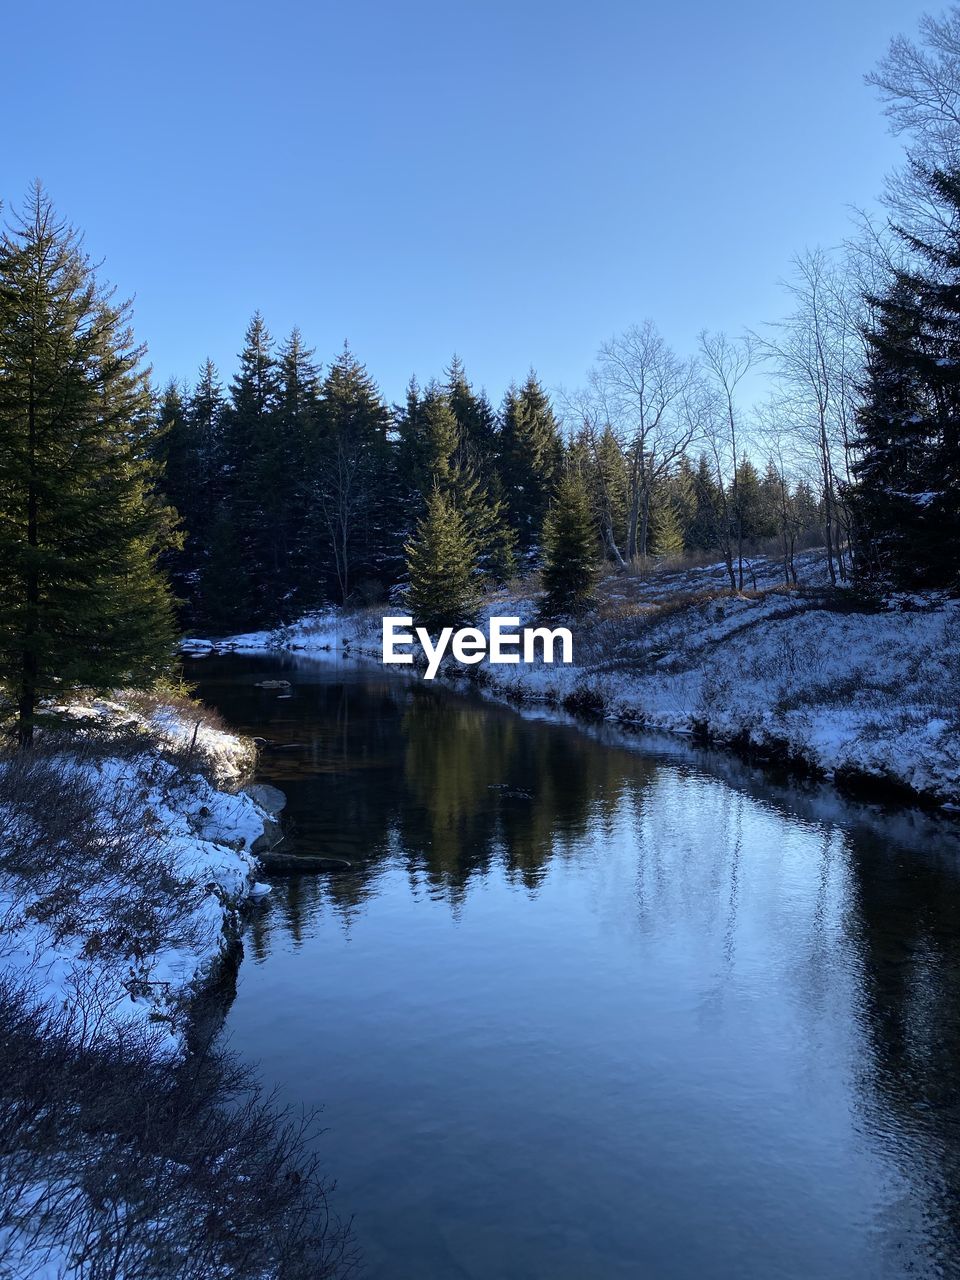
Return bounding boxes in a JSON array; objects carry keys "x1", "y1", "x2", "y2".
[{"x1": 187, "y1": 652, "x2": 960, "y2": 1280}]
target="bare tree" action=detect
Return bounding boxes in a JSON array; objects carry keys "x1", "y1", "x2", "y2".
[
  {"x1": 757, "y1": 249, "x2": 866, "y2": 587},
  {"x1": 698, "y1": 331, "x2": 758, "y2": 590},
  {"x1": 590, "y1": 321, "x2": 699, "y2": 564},
  {"x1": 867, "y1": 7, "x2": 960, "y2": 242},
  {"x1": 753, "y1": 395, "x2": 817, "y2": 587},
  {"x1": 868, "y1": 8, "x2": 960, "y2": 161}
]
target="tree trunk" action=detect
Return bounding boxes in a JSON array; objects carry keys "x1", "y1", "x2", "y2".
[
  {"x1": 19, "y1": 371, "x2": 39, "y2": 748},
  {"x1": 626, "y1": 487, "x2": 640, "y2": 562},
  {"x1": 638, "y1": 488, "x2": 651, "y2": 566}
]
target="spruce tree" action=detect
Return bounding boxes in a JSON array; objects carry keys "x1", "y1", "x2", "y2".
[
  {"x1": 183, "y1": 359, "x2": 226, "y2": 620},
  {"x1": 405, "y1": 485, "x2": 479, "y2": 631},
  {"x1": 541, "y1": 469, "x2": 598, "y2": 618},
  {"x1": 687, "y1": 453, "x2": 722, "y2": 552},
  {"x1": 579, "y1": 425, "x2": 630, "y2": 565},
  {"x1": 445, "y1": 355, "x2": 498, "y2": 462},
  {"x1": 499, "y1": 373, "x2": 563, "y2": 560},
  {"x1": 400, "y1": 380, "x2": 515, "y2": 583},
  {"x1": 274, "y1": 328, "x2": 321, "y2": 608},
  {"x1": 731, "y1": 458, "x2": 772, "y2": 544},
  {"x1": 209, "y1": 313, "x2": 282, "y2": 625},
  {"x1": 153, "y1": 378, "x2": 206, "y2": 610},
  {"x1": 311, "y1": 343, "x2": 396, "y2": 603},
  {"x1": 852, "y1": 257, "x2": 960, "y2": 590},
  {"x1": 0, "y1": 186, "x2": 177, "y2": 744},
  {"x1": 650, "y1": 490, "x2": 685, "y2": 557}
]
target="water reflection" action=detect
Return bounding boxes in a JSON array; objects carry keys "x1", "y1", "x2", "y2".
[{"x1": 189, "y1": 654, "x2": 960, "y2": 1280}]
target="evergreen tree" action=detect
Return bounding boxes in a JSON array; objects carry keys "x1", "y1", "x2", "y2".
[
  {"x1": 312, "y1": 343, "x2": 396, "y2": 603},
  {"x1": 274, "y1": 328, "x2": 321, "y2": 607},
  {"x1": 650, "y1": 488, "x2": 685, "y2": 556},
  {"x1": 851, "y1": 223, "x2": 960, "y2": 591},
  {"x1": 206, "y1": 312, "x2": 283, "y2": 624},
  {"x1": 0, "y1": 186, "x2": 177, "y2": 743},
  {"x1": 792, "y1": 478, "x2": 821, "y2": 540},
  {"x1": 730, "y1": 458, "x2": 773, "y2": 544},
  {"x1": 400, "y1": 380, "x2": 515, "y2": 582},
  {"x1": 686, "y1": 453, "x2": 722, "y2": 552},
  {"x1": 184, "y1": 359, "x2": 226, "y2": 608},
  {"x1": 399, "y1": 380, "x2": 460, "y2": 493},
  {"x1": 499, "y1": 373, "x2": 563, "y2": 560},
  {"x1": 541, "y1": 468, "x2": 598, "y2": 617},
  {"x1": 445, "y1": 355, "x2": 498, "y2": 461},
  {"x1": 405, "y1": 485, "x2": 479, "y2": 630},
  {"x1": 152, "y1": 380, "x2": 193, "y2": 601},
  {"x1": 670, "y1": 455, "x2": 700, "y2": 547},
  {"x1": 579, "y1": 425, "x2": 630, "y2": 565}
]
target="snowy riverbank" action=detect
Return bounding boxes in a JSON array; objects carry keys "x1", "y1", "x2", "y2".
[
  {"x1": 0, "y1": 698, "x2": 361, "y2": 1279},
  {"x1": 185, "y1": 550, "x2": 960, "y2": 809},
  {"x1": 0, "y1": 694, "x2": 272, "y2": 1060}
]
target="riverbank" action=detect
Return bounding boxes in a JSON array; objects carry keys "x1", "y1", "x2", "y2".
[
  {"x1": 0, "y1": 697, "x2": 356, "y2": 1278},
  {"x1": 0, "y1": 692, "x2": 272, "y2": 1060},
  {"x1": 184, "y1": 549, "x2": 960, "y2": 809}
]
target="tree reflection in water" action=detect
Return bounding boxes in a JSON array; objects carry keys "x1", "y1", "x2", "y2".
[{"x1": 189, "y1": 654, "x2": 960, "y2": 1279}]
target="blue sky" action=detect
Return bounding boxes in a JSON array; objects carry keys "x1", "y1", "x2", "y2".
[{"x1": 1, "y1": 0, "x2": 931, "y2": 407}]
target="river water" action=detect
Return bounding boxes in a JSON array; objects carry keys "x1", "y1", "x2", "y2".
[{"x1": 188, "y1": 652, "x2": 960, "y2": 1280}]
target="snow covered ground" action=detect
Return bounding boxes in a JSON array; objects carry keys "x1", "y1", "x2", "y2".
[
  {"x1": 187, "y1": 550, "x2": 960, "y2": 808},
  {"x1": 0, "y1": 698, "x2": 358, "y2": 1280},
  {"x1": 0, "y1": 697, "x2": 272, "y2": 1060}
]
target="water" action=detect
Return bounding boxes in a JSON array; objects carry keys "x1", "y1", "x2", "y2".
[{"x1": 189, "y1": 653, "x2": 960, "y2": 1280}]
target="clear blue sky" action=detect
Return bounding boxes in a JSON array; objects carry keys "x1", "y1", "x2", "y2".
[{"x1": 1, "y1": 0, "x2": 931, "y2": 407}]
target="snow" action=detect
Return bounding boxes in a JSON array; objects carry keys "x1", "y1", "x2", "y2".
[
  {"x1": 197, "y1": 549, "x2": 960, "y2": 807},
  {"x1": 182, "y1": 608, "x2": 346, "y2": 657},
  {"x1": 0, "y1": 705, "x2": 271, "y2": 1061},
  {"x1": 0, "y1": 702, "x2": 282, "y2": 1279}
]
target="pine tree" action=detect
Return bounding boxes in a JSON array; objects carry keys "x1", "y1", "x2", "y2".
[
  {"x1": 0, "y1": 186, "x2": 177, "y2": 744},
  {"x1": 541, "y1": 468, "x2": 598, "y2": 618},
  {"x1": 208, "y1": 313, "x2": 284, "y2": 625},
  {"x1": 851, "y1": 248, "x2": 960, "y2": 590},
  {"x1": 687, "y1": 453, "x2": 722, "y2": 552},
  {"x1": 183, "y1": 359, "x2": 226, "y2": 621},
  {"x1": 730, "y1": 458, "x2": 772, "y2": 544},
  {"x1": 399, "y1": 380, "x2": 460, "y2": 494},
  {"x1": 499, "y1": 373, "x2": 563, "y2": 560},
  {"x1": 274, "y1": 328, "x2": 321, "y2": 608},
  {"x1": 445, "y1": 355, "x2": 497, "y2": 462},
  {"x1": 650, "y1": 489, "x2": 685, "y2": 557},
  {"x1": 577, "y1": 425, "x2": 630, "y2": 565},
  {"x1": 399, "y1": 380, "x2": 515, "y2": 583},
  {"x1": 670, "y1": 455, "x2": 699, "y2": 548},
  {"x1": 152, "y1": 381, "x2": 191, "y2": 598},
  {"x1": 311, "y1": 343, "x2": 396, "y2": 603},
  {"x1": 405, "y1": 485, "x2": 479, "y2": 630}
]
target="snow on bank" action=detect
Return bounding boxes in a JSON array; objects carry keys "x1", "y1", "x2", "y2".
[
  {"x1": 471, "y1": 591, "x2": 960, "y2": 806},
  {"x1": 182, "y1": 608, "x2": 346, "y2": 658},
  {"x1": 0, "y1": 703, "x2": 272, "y2": 1059},
  {"x1": 188, "y1": 551, "x2": 960, "y2": 808}
]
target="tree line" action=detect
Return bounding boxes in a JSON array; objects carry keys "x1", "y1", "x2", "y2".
[{"x1": 152, "y1": 316, "x2": 830, "y2": 633}]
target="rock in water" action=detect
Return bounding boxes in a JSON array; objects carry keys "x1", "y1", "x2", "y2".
[
  {"x1": 243, "y1": 783, "x2": 287, "y2": 815},
  {"x1": 257, "y1": 851, "x2": 354, "y2": 874},
  {"x1": 251, "y1": 817, "x2": 283, "y2": 854}
]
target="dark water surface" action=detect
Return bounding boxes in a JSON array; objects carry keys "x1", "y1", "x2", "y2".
[{"x1": 189, "y1": 653, "x2": 960, "y2": 1280}]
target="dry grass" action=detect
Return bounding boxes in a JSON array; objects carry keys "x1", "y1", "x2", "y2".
[{"x1": 0, "y1": 982, "x2": 358, "y2": 1280}]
